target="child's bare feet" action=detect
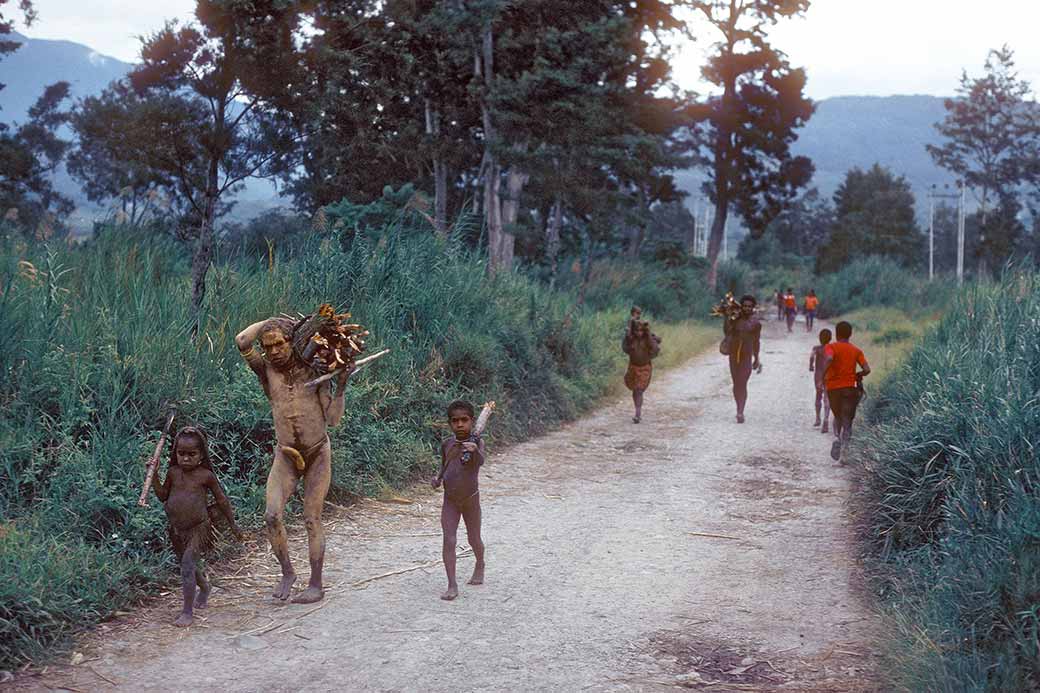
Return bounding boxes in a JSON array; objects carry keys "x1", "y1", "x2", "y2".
[
  {"x1": 441, "y1": 585, "x2": 459, "y2": 601},
  {"x1": 273, "y1": 573, "x2": 297, "y2": 601},
  {"x1": 468, "y1": 563, "x2": 485, "y2": 585},
  {"x1": 174, "y1": 612, "x2": 194, "y2": 628},
  {"x1": 292, "y1": 586, "x2": 324, "y2": 604},
  {"x1": 821, "y1": 421, "x2": 829, "y2": 434},
  {"x1": 194, "y1": 584, "x2": 210, "y2": 609},
  {"x1": 814, "y1": 417, "x2": 821, "y2": 427}
]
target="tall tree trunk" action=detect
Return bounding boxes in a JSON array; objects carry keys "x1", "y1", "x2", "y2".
[
  {"x1": 476, "y1": 26, "x2": 506, "y2": 272},
  {"x1": 546, "y1": 196, "x2": 562, "y2": 287},
  {"x1": 425, "y1": 98, "x2": 448, "y2": 237},
  {"x1": 499, "y1": 165, "x2": 528, "y2": 271},
  {"x1": 191, "y1": 155, "x2": 220, "y2": 336},
  {"x1": 577, "y1": 226, "x2": 593, "y2": 306},
  {"x1": 706, "y1": 198, "x2": 727, "y2": 291}
]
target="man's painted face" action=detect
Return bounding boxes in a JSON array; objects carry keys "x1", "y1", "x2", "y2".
[
  {"x1": 176, "y1": 436, "x2": 203, "y2": 469},
  {"x1": 449, "y1": 410, "x2": 474, "y2": 439},
  {"x1": 261, "y1": 330, "x2": 293, "y2": 369}
]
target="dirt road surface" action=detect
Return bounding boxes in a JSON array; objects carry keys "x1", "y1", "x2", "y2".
[{"x1": 17, "y1": 319, "x2": 881, "y2": 692}]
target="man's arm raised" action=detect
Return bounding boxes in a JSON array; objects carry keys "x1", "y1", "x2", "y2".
[{"x1": 236, "y1": 320, "x2": 269, "y2": 376}]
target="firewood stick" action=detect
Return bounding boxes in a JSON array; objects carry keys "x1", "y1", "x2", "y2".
[
  {"x1": 137, "y1": 409, "x2": 177, "y2": 507},
  {"x1": 304, "y1": 349, "x2": 391, "y2": 388}
]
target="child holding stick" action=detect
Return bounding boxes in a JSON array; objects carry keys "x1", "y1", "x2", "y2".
[
  {"x1": 431, "y1": 401, "x2": 490, "y2": 601},
  {"x1": 149, "y1": 426, "x2": 242, "y2": 626}
]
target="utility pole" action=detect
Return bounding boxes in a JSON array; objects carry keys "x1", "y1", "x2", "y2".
[{"x1": 957, "y1": 181, "x2": 966, "y2": 284}]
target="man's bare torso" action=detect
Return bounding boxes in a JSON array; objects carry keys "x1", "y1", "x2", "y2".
[{"x1": 263, "y1": 363, "x2": 334, "y2": 450}]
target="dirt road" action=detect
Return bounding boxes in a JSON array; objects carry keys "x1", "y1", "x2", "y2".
[{"x1": 20, "y1": 319, "x2": 881, "y2": 692}]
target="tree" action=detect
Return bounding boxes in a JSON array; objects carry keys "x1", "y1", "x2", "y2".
[
  {"x1": 815, "y1": 164, "x2": 924, "y2": 273},
  {"x1": 0, "y1": 81, "x2": 72, "y2": 235},
  {"x1": 927, "y1": 46, "x2": 1040, "y2": 276},
  {"x1": 683, "y1": 0, "x2": 815, "y2": 290},
  {"x1": 68, "y1": 81, "x2": 180, "y2": 226},
  {"x1": 0, "y1": 1, "x2": 36, "y2": 78},
  {"x1": 765, "y1": 187, "x2": 833, "y2": 257},
  {"x1": 129, "y1": 2, "x2": 305, "y2": 327}
]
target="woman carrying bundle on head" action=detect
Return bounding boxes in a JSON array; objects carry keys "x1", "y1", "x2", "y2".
[{"x1": 622, "y1": 313, "x2": 661, "y2": 424}]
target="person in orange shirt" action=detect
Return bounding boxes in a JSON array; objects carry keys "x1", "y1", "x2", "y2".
[
  {"x1": 783, "y1": 288, "x2": 798, "y2": 332},
  {"x1": 803, "y1": 290, "x2": 819, "y2": 332},
  {"x1": 820, "y1": 321, "x2": 871, "y2": 461}
]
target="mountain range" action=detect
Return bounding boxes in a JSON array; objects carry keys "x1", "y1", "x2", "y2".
[{"x1": 2, "y1": 31, "x2": 958, "y2": 226}]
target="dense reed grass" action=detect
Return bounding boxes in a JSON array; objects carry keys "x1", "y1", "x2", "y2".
[
  {"x1": 0, "y1": 221, "x2": 720, "y2": 667},
  {"x1": 851, "y1": 272, "x2": 1040, "y2": 691}
]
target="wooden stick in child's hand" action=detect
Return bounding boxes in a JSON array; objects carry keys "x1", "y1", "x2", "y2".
[
  {"x1": 462, "y1": 401, "x2": 496, "y2": 464},
  {"x1": 138, "y1": 409, "x2": 177, "y2": 507},
  {"x1": 303, "y1": 348, "x2": 391, "y2": 388}
]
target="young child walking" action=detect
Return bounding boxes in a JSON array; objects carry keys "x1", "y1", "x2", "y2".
[
  {"x1": 809, "y1": 328, "x2": 832, "y2": 433},
  {"x1": 150, "y1": 426, "x2": 243, "y2": 627},
  {"x1": 804, "y1": 290, "x2": 819, "y2": 332},
  {"x1": 783, "y1": 288, "x2": 798, "y2": 332},
  {"x1": 431, "y1": 401, "x2": 487, "y2": 601},
  {"x1": 622, "y1": 319, "x2": 662, "y2": 423}
]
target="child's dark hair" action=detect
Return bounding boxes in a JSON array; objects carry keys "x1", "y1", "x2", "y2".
[
  {"x1": 818, "y1": 328, "x2": 832, "y2": 345},
  {"x1": 630, "y1": 305, "x2": 641, "y2": 316},
  {"x1": 836, "y1": 321, "x2": 853, "y2": 339},
  {"x1": 740, "y1": 294, "x2": 757, "y2": 306},
  {"x1": 446, "y1": 400, "x2": 475, "y2": 419},
  {"x1": 169, "y1": 426, "x2": 213, "y2": 470}
]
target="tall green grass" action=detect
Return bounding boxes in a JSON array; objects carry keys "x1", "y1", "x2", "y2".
[
  {"x1": 0, "y1": 221, "x2": 723, "y2": 667},
  {"x1": 852, "y1": 272, "x2": 1040, "y2": 691}
]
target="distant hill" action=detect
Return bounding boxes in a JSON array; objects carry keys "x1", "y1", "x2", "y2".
[
  {"x1": 676, "y1": 94, "x2": 958, "y2": 224},
  {"x1": 0, "y1": 32, "x2": 131, "y2": 123},
  {"x1": 0, "y1": 32, "x2": 279, "y2": 228}
]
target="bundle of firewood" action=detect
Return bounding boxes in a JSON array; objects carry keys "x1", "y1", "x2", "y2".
[
  {"x1": 289, "y1": 303, "x2": 369, "y2": 375},
  {"x1": 710, "y1": 292, "x2": 745, "y2": 322}
]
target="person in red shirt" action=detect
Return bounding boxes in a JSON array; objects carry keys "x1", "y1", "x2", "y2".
[
  {"x1": 803, "y1": 290, "x2": 819, "y2": 332},
  {"x1": 820, "y1": 321, "x2": 871, "y2": 461},
  {"x1": 783, "y1": 288, "x2": 798, "y2": 332}
]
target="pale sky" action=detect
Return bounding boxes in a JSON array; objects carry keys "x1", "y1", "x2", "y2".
[{"x1": 18, "y1": 0, "x2": 1040, "y2": 99}]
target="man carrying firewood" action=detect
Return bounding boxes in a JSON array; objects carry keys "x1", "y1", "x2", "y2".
[{"x1": 235, "y1": 316, "x2": 355, "y2": 604}]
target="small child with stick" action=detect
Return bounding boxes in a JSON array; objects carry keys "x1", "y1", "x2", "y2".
[
  {"x1": 149, "y1": 426, "x2": 242, "y2": 626},
  {"x1": 431, "y1": 400, "x2": 492, "y2": 601},
  {"x1": 809, "y1": 328, "x2": 832, "y2": 433}
]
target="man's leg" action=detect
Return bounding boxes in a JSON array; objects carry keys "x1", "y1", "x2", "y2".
[
  {"x1": 462, "y1": 494, "x2": 485, "y2": 585},
  {"x1": 294, "y1": 444, "x2": 332, "y2": 604},
  {"x1": 265, "y1": 451, "x2": 299, "y2": 600},
  {"x1": 440, "y1": 498, "x2": 462, "y2": 600},
  {"x1": 827, "y1": 390, "x2": 844, "y2": 460},
  {"x1": 633, "y1": 388, "x2": 644, "y2": 422},
  {"x1": 820, "y1": 387, "x2": 830, "y2": 433}
]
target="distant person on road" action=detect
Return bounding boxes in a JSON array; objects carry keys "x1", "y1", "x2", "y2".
[
  {"x1": 723, "y1": 295, "x2": 762, "y2": 424},
  {"x1": 623, "y1": 318, "x2": 661, "y2": 423},
  {"x1": 783, "y1": 288, "x2": 798, "y2": 332},
  {"x1": 775, "y1": 289, "x2": 784, "y2": 321},
  {"x1": 820, "y1": 321, "x2": 871, "y2": 461},
  {"x1": 803, "y1": 290, "x2": 819, "y2": 332},
  {"x1": 809, "y1": 328, "x2": 832, "y2": 433}
]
